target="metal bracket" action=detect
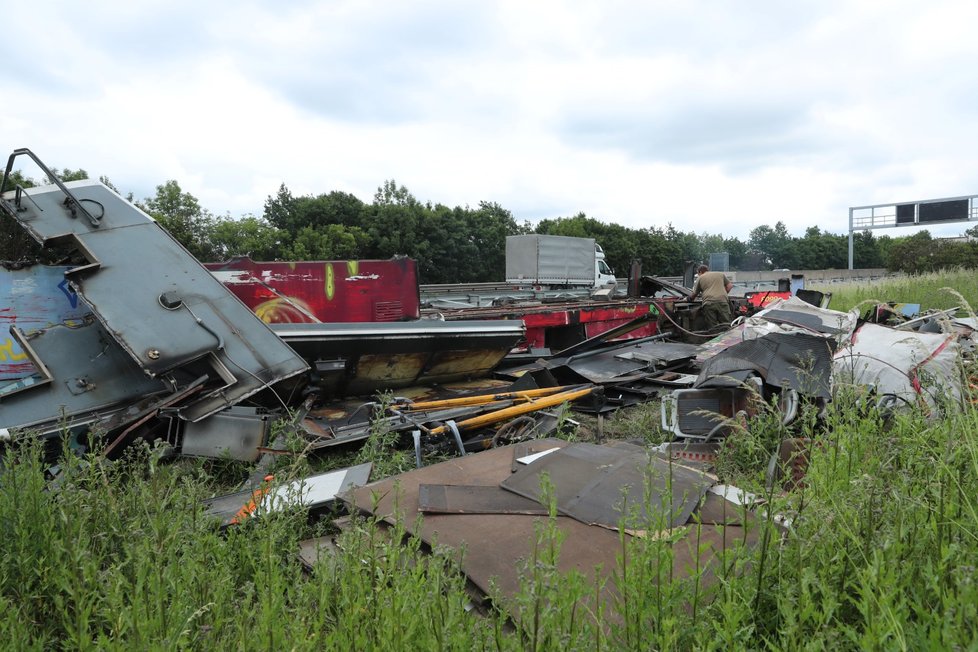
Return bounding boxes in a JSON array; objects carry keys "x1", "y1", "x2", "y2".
[
  {"x1": 445, "y1": 420, "x2": 466, "y2": 456},
  {"x1": 1, "y1": 148, "x2": 101, "y2": 227}
]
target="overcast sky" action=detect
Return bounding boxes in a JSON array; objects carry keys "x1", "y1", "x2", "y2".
[{"x1": 2, "y1": 1, "x2": 977, "y2": 240}]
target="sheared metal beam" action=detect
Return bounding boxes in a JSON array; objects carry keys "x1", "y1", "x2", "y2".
[
  {"x1": 272, "y1": 320, "x2": 524, "y2": 395},
  {"x1": 0, "y1": 149, "x2": 308, "y2": 430}
]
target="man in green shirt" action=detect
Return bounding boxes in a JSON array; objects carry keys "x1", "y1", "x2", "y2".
[{"x1": 690, "y1": 264, "x2": 733, "y2": 332}]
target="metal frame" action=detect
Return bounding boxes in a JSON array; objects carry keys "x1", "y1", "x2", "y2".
[{"x1": 848, "y1": 194, "x2": 978, "y2": 269}]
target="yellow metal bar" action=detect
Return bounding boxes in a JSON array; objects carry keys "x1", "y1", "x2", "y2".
[
  {"x1": 426, "y1": 385, "x2": 595, "y2": 436},
  {"x1": 400, "y1": 385, "x2": 577, "y2": 411}
]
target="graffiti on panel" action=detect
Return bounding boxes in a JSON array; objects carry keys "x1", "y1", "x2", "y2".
[
  {"x1": 203, "y1": 257, "x2": 421, "y2": 323},
  {"x1": 0, "y1": 266, "x2": 91, "y2": 380},
  {"x1": 254, "y1": 297, "x2": 318, "y2": 323},
  {"x1": 325, "y1": 263, "x2": 335, "y2": 301}
]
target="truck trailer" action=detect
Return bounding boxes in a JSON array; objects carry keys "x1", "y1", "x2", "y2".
[{"x1": 505, "y1": 235, "x2": 617, "y2": 288}]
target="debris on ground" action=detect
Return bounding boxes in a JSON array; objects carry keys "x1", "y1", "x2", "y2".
[{"x1": 4, "y1": 148, "x2": 976, "y2": 635}]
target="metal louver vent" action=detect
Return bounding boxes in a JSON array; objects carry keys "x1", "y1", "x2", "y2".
[{"x1": 374, "y1": 301, "x2": 403, "y2": 321}]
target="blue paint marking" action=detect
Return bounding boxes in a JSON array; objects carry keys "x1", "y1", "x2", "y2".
[{"x1": 57, "y1": 279, "x2": 79, "y2": 309}]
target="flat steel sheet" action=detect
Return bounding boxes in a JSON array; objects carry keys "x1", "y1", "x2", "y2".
[
  {"x1": 418, "y1": 484, "x2": 548, "y2": 515},
  {"x1": 343, "y1": 440, "x2": 624, "y2": 602},
  {"x1": 694, "y1": 492, "x2": 753, "y2": 526},
  {"x1": 343, "y1": 440, "x2": 759, "y2": 623},
  {"x1": 297, "y1": 536, "x2": 340, "y2": 570},
  {"x1": 500, "y1": 443, "x2": 713, "y2": 530}
]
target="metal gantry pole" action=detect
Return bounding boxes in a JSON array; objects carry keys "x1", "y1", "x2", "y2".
[{"x1": 848, "y1": 207, "x2": 854, "y2": 270}]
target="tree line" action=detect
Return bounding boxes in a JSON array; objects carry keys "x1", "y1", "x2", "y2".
[{"x1": 3, "y1": 170, "x2": 977, "y2": 282}]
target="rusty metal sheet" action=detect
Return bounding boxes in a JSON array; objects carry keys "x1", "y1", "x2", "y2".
[
  {"x1": 342, "y1": 440, "x2": 760, "y2": 624},
  {"x1": 297, "y1": 536, "x2": 340, "y2": 570},
  {"x1": 342, "y1": 439, "x2": 622, "y2": 602},
  {"x1": 500, "y1": 443, "x2": 714, "y2": 530},
  {"x1": 418, "y1": 484, "x2": 548, "y2": 515}
]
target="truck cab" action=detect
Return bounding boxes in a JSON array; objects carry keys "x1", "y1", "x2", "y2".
[{"x1": 594, "y1": 243, "x2": 616, "y2": 287}]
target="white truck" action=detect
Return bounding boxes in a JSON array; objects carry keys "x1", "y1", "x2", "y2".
[
  {"x1": 420, "y1": 235, "x2": 618, "y2": 308},
  {"x1": 505, "y1": 235, "x2": 617, "y2": 289}
]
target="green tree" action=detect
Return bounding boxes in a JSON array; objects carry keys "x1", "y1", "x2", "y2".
[
  {"x1": 46, "y1": 168, "x2": 88, "y2": 183},
  {"x1": 141, "y1": 180, "x2": 216, "y2": 261},
  {"x1": 748, "y1": 221, "x2": 794, "y2": 269},
  {"x1": 885, "y1": 231, "x2": 935, "y2": 273},
  {"x1": 722, "y1": 236, "x2": 748, "y2": 270},
  {"x1": 853, "y1": 230, "x2": 886, "y2": 268},
  {"x1": 209, "y1": 215, "x2": 288, "y2": 261},
  {"x1": 664, "y1": 224, "x2": 702, "y2": 273},
  {"x1": 792, "y1": 226, "x2": 847, "y2": 270},
  {"x1": 264, "y1": 184, "x2": 365, "y2": 234},
  {"x1": 285, "y1": 224, "x2": 367, "y2": 260}
]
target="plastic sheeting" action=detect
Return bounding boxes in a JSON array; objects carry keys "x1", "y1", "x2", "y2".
[{"x1": 833, "y1": 322, "x2": 963, "y2": 410}]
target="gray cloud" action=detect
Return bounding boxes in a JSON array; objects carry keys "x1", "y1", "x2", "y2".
[
  {"x1": 3, "y1": 0, "x2": 977, "y2": 240},
  {"x1": 560, "y1": 103, "x2": 814, "y2": 172},
  {"x1": 237, "y1": 2, "x2": 500, "y2": 123}
]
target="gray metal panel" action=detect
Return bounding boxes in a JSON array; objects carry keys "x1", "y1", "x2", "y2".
[
  {"x1": 1, "y1": 176, "x2": 308, "y2": 422},
  {"x1": 566, "y1": 340, "x2": 701, "y2": 383},
  {"x1": 695, "y1": 332, "x2": 835, "y2": 398},
  {"x1": 418, "y1": 484, "x2": 548, "y2": 515},
  {"x1": 500, "y1": 443, "x2": 714, "y2": 530},
  {"x1": 0, "y1": 320, "x2": 169, "y2": 433},
  {"x1": 180, "y1": 406, "x2": 272, "y2": 462}
]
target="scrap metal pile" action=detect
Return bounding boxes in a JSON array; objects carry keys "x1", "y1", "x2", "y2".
[
  {"x1": 3, "y1": 148, "x2": 976, "y2": 625},
  {"x1": 0, "y1": 149, "x2": 525, "y2": 462},
  {"x1": 0, "y1": 149, "x2": 309, "y2": 455}
]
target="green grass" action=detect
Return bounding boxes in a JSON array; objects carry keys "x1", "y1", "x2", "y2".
[
  {"x1": 3, "y1": 277, "x2": 978, "y2": 648},
  {"x1": 811, "y1": 268, "x2": 978, "y2": 314},
  {"x1": 5, "y1": 393, "x2": 978, "y2": 649}
]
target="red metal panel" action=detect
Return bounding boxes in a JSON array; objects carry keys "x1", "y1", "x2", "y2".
[
  {"x1": 205, "y1": 257, "x2": 420, "y2": 323},
  {"x1": 519, "y1": 301, "x2": 666, "y2": 351},
  {"x1": 743, "y1": 291, "x2": 791, "y2": 313}
]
